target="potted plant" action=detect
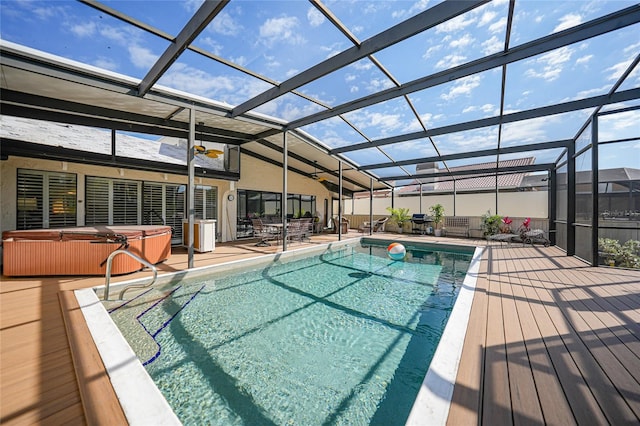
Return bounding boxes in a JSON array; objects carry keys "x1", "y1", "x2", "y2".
[
  {"x1": 386, "y1": 207, "x2": 411, "y2": 233},
  {"x1": 429, "y1": 204, "x2": 445, "y2": 236},
  {"x1": 480, "y1": 210, "x2": 503, "y2": 237}
]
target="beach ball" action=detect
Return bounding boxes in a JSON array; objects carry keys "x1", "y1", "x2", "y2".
[{"x1": 387, "y1": 242, "x2": 406, "y2": 260}]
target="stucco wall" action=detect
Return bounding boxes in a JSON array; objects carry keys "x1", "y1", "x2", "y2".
[
  {"x1": 1, "y1": 154, "x2": 335, "y2": 242},
  {"x1": 0, "y1": 156, "x2": 235, "y2": 239},
  {"x1": 237, "y1": 154, "x2": 334, "y2": 220},
  {"x1": 342, "y1": 191, "x2": 548, "y2": 218}
]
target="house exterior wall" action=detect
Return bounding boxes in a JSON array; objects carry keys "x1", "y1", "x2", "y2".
[
  {"x1": 1, "y1": 154, "x2": 334, "y2": 246},
  {"x1": 0, "y1": 156, "x2": 233, "y2": 239},
  {"x1": 237, "y1": 154, "x2": 333, "y2": 218}
]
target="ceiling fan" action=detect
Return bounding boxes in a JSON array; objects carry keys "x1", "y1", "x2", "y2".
[
  {"x1": 194, "y1": 145, "x2": 224, "y2": 158},
  {"x1": 311, "y1": 161, "x2": 327, "y2": 182},
  {"x1": 194, "y1": 122, "x2": 224, "y2": 158}
]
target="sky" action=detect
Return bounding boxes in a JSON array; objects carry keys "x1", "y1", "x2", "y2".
[{"x1": 1, "y1": 0, "x2": 638, "y2": 176}]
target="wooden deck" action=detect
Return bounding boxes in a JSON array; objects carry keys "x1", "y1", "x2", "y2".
[
  {"x1": 447, "y1": 243, "x2": 640, "y2": 425},
  {"x1": 1, "y1": 232, "x2": 639, "y2": 425}
]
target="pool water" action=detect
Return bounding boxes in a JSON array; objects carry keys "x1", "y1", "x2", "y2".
[{"x1": 107, "y1": 241, "x2": 472, "y2": 425}]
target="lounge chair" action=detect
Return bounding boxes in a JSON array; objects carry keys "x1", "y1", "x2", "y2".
[
  {"x1": 359, "y1": 217, "x2": 388, "y2": 233},
  {"x1": 331, "y1": 217, "x2": 349, "y2": 234}
]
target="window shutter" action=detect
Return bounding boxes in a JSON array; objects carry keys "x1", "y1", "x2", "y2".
[
  {"x1": 113, "y1": 180, "x2": 140, "y2": 225},
  {"x1": 166, "y1": 184, "x2": 185, "y2": 242},
  {"x1": 48, "y1": 172, "x2": 77, "y2": 228},
  {"x1": 17, "y1": 170, "x2": 77, "y2": 230},
  {"x1": 86, "y1": 177, "x2": 110, "y2": 225},
  {"x1": 17, "y1": 170, "x2": 43, "y2": 230},
  {"x1": 143, "y1": 183, "x2": 164, "y2": 225}
]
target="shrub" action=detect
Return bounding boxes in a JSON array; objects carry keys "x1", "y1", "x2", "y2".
[
  {"x1": 598, "y1": 238, "x2": 640, "y2": 269},
  {"x1": 480, "y1": 210, "x2": 503, "y2": 237}
]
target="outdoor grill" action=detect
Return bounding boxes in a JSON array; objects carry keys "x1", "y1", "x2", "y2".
[{"x1": 411, "y1": 213, "x2": 432, "y2": 235}]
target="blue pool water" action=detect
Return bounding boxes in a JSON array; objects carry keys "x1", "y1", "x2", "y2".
[{"x1": 107, "y1": 240, "x2": 473, "y2": 425}]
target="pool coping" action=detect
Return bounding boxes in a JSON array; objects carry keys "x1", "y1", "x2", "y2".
[
  {"x1": 406, "y1": 245, "x2": 484, "y2": 425},
  {"x1": 76, "y1": 238, "x2": 483, "y2": 425}
]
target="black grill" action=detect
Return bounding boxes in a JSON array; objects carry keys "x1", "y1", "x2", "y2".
[{"x1": 411, "y1": 214, "x2": 432, "y2": 234}]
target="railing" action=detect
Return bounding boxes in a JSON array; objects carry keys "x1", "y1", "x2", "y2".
[{"x1": 103, "y1": 250, "x2": 158, "y2": 301}]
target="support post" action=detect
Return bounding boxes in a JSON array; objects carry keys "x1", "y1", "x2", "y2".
[
  {"x1": 282, "y1": 131, "x2": 288, "y2": 251},
  {"x1": 591, "y1": 116, "x2": 599, "y2": 265},
  {"x1": 338, "y1": 161, "x2": 343, "y2": 240},
  {"x1": 567, "y1": 139, "x2": 576, "y2": 256},
  {"x1": 369, "y1": 178, "x2": 374, "y2": 235},
  {"x1": 187, "y1": 109, "x2": 196, "y2": 268}
]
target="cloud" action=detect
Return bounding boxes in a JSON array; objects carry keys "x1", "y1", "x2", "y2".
[
  {"x1": 70, "y1": 22, "x2": 96, "y2": 38},
  {"x1": 93, "y1": 57, "x2": 118, "y2": 71},
  {"x1": 524, "y1": 46, "x2": 573, "y2": 82},
  {"x1": 450, "y1": 33, "x2": 475, "y2": 49},
  {"x1": 437, "y1": 127, "x2": 497, "y2": 153},
  {"x1": 365, "y1": 78, "x2": 395, "y2": 93},
  {"x1": 422, "y1": 45, "x2": 442, "y2": 60},
  {"x1": 482, "y1": 35, "x2": 502, "y2": 55},
  {"x1": 346, "y1": 110, "x2": 405, "y2": 135},
  {"x1": 199, "y1": 37, "x2": 223, "y2": 56},
  {"x1": 307, "y1": 7, "x2": 324, "y2": 27},
  {"x1": 624, "y1": 41, "x2": 640, "y2": 55},
  {"x1": 436, "y1": 14, "x2": 476, "y2": 33},
  {"x1": 441, "y1": 75, "x2": 481, "y2": 101},
  {"x1": 598, "y1": 109, "x2": 640, "y2": 139},
  {"x1": 575, "y1": 54, "x2": 593, "y2": 66},
  {"x1": 211, "y1": 12, "x2": 242, "y2": 36},
  {"x1": 99, "y1": 25, "x2": 134, "y2": 46},
  {"x1": 500, "y1": 116, "x2": 554, "y2": 145},
  {"x1": 391, "y1": 0, "x2": 430, "y2": 20},
  {"x1": 128, "y1": 45, "x2": 159, "y2": 69},
  {"x1": 463, "y1": 104, "x2": 496, "y2": 114},
  {"x1": 604, "y1": 59, "x2": 635, "y2": 81},
  {"x1": 350, "y1": 59, "x2": 374, "y2": 71},
  {"x1": 488, "y1": 17, "x2": 507, "y2": 34},
  {"x1": 259, "y1": 16, "x2": 305, "y2": 46},
  {"x1": 435, "y1": 54, "x2": 467, "y2": 70},
  {"x1": 554, "y1": 13, "x2": 582, "y2": 33},
  {"x1": 478, "y1": 11, "x2": 497, "y2": 27}
]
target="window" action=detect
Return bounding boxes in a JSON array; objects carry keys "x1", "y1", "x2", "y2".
[
  {"x1": 236, "y1": 190, "x2": 315, "y2": 238},
  {"x1": 17, "y1": 169, "x2": 77, "y2": 230},
  {"x1": 194, "y1": 185, "x2": 217, "y2": 220},
  {"x1": 86, "y1": 176, "x2": 141, "y2": 225},
  {"x1": 144, "y1": 182, "x2": 187, "y2": 243}
]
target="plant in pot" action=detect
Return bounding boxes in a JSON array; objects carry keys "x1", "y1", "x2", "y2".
[
  {"x1": 386, "y1": 207, "x2": 411, "y2": 233},
  {"x1": 429, "y1": 204, "x2": 445, "y2": 236},
  {"x1": 480, "y1": 210, "x2": 503, "y2": 237}
]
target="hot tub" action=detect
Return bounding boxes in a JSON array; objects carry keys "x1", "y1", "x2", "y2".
[{"x1": 2, "y1": 225, "x2": 172, "y2": 276}]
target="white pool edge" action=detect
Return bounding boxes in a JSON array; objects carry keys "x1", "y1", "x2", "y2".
[
  {"x1": 405, "y1": 245, "x2": 485, "y2": 425},
  {"x1": 75, "y1": 288, "x2": 182, "y2": 425}
]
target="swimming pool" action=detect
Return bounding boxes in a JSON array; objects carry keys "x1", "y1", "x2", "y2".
[{"x1": 77, "y1": 239, "x2": 483, "y2": 425}]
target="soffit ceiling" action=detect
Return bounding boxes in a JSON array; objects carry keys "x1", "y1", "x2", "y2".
[{"x1": 1, "y1": 0, "x2": 639, "y2": 194}]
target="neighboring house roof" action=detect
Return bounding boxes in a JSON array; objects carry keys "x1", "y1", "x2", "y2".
[{"x1": 399, "y1": 157, "x2": 536, "y2": 194}]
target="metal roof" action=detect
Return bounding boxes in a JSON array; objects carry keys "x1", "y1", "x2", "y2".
[{"x1": 1, "y1": 0, "x2": 639, "y2": 194}]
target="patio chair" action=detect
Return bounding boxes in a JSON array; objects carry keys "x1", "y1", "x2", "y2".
[
  {"x1": 331, "y1": 217, "x2": 350, "y2": 234},
  {"x1": 251, "y1": 218, "x2": 280, "y2": 246},
  {"x1": 286, "y1": 218, "x2": 312, "y2": 244},
  {"x1": 359, "y1": 217, "x2": 388, "y2": 233}
]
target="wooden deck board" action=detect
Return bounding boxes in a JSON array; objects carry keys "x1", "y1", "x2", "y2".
[
  {"x1": 482, "y1": 250, "x2": 513, "y2": 425},
  {"x1": 446, "y1": 256, "x2": 489, "y2": 425},
  {"x1": 2, "y1": 234, "x2": 640, "y2": 425}
]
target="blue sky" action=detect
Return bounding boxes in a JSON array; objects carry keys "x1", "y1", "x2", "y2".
[{"x1": 1, "y1": 0, "x2": 638, "y2": 175}]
